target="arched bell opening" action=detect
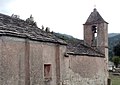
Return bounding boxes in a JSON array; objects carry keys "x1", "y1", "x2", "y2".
[{"x1": 91, "y1": 25, "x2": 98, "y2": 46}]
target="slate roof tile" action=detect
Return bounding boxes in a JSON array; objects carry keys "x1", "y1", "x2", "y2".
[
  {"x1": 85, "y1": 8, "x2": 108, "y2": 25},
  {"x1": 66, "y1": 39, "x2": 104, "y2": 57},
  {"x1": 0, "y1": 13, "x2": 66, "y2": 45}
]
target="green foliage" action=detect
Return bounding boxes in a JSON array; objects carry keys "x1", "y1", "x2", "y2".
[
  {"x1": 108, "y1": 33, "x2": 120, "y2": 57},
  {"x1": 112, "y1": 56, "x2": 120, "y2": 68},
  {"x1": 112, "y1": 43, "x2": 120, "y2": 67},
  {"x1": 113, "y1": 43, "x2": 120, "y2": 56},
  {"x1": 53, "y1": 32, "x2": 82, "y2": 45}
]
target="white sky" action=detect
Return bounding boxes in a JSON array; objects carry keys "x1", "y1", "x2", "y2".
[{"x1": 0, "y1": 0, "x2": 120, "y2": 39}]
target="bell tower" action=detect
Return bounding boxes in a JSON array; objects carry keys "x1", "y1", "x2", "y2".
[{"x1": 83, "y1": 8, "x2": 108, "y2": 59}]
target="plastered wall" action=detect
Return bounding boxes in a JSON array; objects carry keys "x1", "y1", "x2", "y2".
[
  {"x1": 63, "y1": 55, "x2": 108, "y2": 85},
  {"x1": 0, "y1": 36, "x2": 66, "y2": 85}
]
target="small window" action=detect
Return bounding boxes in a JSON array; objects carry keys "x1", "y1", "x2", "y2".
[{"x1": 44, "y1": 64, "x2": 52, "y2": 79}]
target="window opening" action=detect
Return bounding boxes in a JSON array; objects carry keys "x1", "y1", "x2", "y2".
[
  {"x1": 91, "y1": 25, "x2": 97, "y2": 46},
  {"x1": 44, "y1": 64, "x2": 52, "y2": 79}
]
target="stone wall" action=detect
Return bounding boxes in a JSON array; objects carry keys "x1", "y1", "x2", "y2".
[
  {"x1": 0, "y1": 36, "x2": 26, "y2": 85},
  {"x1": 0, "y1": 36, "x2": 108, "y2": 85},
  {"x1": 0, "y1": 36, "x2": 66, "y2": 85},
  {"x1": 29, "y1": 41, "x2": 44, "y2": 85},
  {"x1": 63, "y1": 55, "x2": 108, "y2": 85}
]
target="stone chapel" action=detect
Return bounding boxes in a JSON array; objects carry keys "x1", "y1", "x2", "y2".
[{"x1": 0, "y1": 8, "x2": 108, "y2": 85}]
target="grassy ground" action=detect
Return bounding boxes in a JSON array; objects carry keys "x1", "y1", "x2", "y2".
[{"x1": 110, "y1": 73, "x2": 120, "y2": 85}]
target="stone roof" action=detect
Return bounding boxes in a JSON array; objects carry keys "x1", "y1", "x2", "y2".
[
  {"x1": 0, "y1": 13, "x2": 66, "y2": 45},
  {"x1": 85, "y1": 8, "x2": 108, "y2": 25},
  {"x1": 66, "y1": 39, "x2": 104, "y2": 57},
  {"x1": 0, "y1": 13, "x2": 105, "y2": 57},
  {"x1": 53, "y1": 33, "x2": 104, "y2": 57}
]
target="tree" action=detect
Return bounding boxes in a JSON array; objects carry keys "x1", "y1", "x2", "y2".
[
  {"x1": 112, "y1": 43, "x2": 120, "y2": 68},
  {"x1": 113, "y1": 43, "x2": 120, "y2": 56},
  {"x1": 112, "y1": 56, "x2": 120, "y2": 68}
]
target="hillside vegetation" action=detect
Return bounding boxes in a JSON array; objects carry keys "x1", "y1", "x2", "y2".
[{"x1": 108, "y1": 33, "x2": 120, "y2": 58}]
